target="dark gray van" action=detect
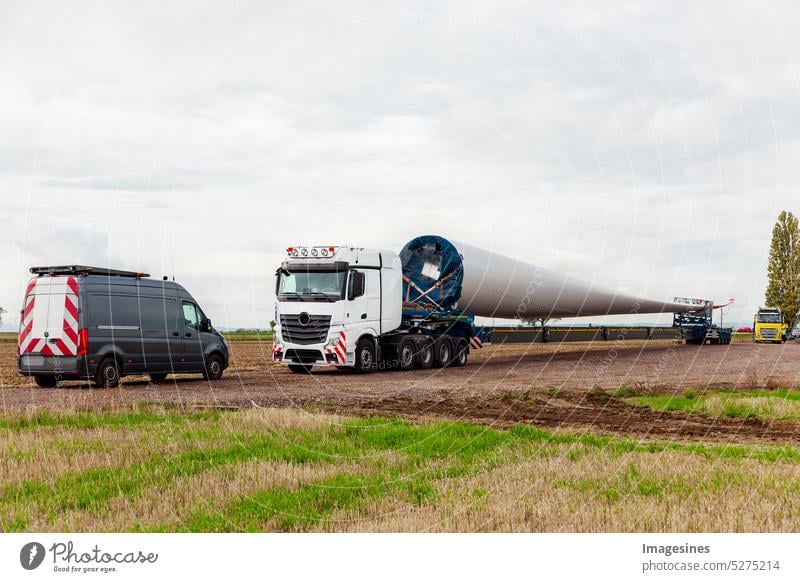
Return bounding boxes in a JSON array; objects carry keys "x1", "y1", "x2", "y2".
[{"x1": 17, "y1": 265, "x2": 228, "y2": 388}]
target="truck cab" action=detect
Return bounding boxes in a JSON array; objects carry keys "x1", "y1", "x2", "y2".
[
  {"x1": 273, "y1": 246, "x2": 403, "y2": 373},
  {"x1": 753, "y1": 307, "x2": 788, "y2": 344}
]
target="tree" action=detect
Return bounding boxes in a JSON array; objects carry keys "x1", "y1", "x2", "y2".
[
  {"x1": 522, "y1": 316, "x2": 559, "y2": 328},
  {"x1": 765, "y1": 210, "x2": 800, "y2": 328},
  {"x1": 0, "y1": 307, "x2": 5, "y2": 327}
]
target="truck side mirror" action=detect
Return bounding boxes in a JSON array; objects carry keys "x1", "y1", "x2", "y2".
[
  {"x1": 204, "y1": 319, "x2": 212, "y2": 332},
  {"x1": 348, "y1": 272, "x2": 365, "y2": 300}
]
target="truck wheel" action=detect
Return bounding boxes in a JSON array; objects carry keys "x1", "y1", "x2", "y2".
[
  {"x1": 289, "y1": 364, "x2": 313, "y2": 374},
  {"x1": 416, "y1": 341, "x2": 434, "y2": 369},
  {"x1": 149, "y1": 373, "x2": 168, "y2": 383},
  {"x1": 397, "y1": 339, "x2": 417, "y2": 371},
  {"x1": 433, "y1": 338, "x2": 452, "y2": 368},
  {"x1": 203, "y1": 354, "x2": 225, "y2": 380},
  {"x1": 35, "y1": 375, "x2": 57, "y2": 388},
  {"x1": 355, "y1": 338, "x2": 376, "y2": 373},
  {"x1": 452, "y1": 340, "x2": 469, "y2": 367},
  {"x1": 94, "y1": 358, "x2": 120, "y2": 388}
]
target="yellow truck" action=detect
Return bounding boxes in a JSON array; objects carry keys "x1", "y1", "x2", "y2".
[{"x1": 753, "y1": 307, "x2": 789, "y2": 343}]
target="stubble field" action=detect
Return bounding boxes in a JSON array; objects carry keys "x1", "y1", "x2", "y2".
[{"x1": 2, "y1": 336, "x2": 800, "y2": 532}]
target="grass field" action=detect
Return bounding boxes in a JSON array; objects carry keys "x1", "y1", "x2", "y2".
[
  {"x1": 629, "y1": 388, "x2": 800, "y2": 422},
  {"x1": 2, "y1": 404, "x2": 800, "y2": 532}
]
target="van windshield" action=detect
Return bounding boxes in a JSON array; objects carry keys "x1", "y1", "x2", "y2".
[
  {"x1": 277, "y1": 270, "x2": 345, "y2": 302},
  {"x1": 757, "y1": 312, "x2": 782, "y2": 323}
]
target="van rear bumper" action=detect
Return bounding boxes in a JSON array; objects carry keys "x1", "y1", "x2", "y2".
[{"x1": 17, "y1": 355, "x2": 90, "y2": 378}]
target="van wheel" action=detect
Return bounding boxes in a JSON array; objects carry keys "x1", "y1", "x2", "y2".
[
  {"x1": 35, "y1": 375, "x2": 57, "y2": 388},
  {"x1": 416, "y1": 341, "x2": 434, "y2": 369},
  {"x1": 149, "y1": 373, "x2": 168, "y2": 383},
  {"x1": 397, "y1": 339, "x2": 417, "y2": 371},
  {"x1": 288, "y1": 364, "x2": 313, "y2": 374},
  {"x1": 203, "y1": 354, "x2": 224, "y2": 380},
  {"x1": 433, "y1": 338, "x2": 452, "y2": 368},
  {"x1": 355, "y1": 338, "x2": 375, "y2": 373},
  {"x1": 452, "y1": 340, "x2": 469, "y2": 367},
  {"x1": 94, "y1": 358, "x2": 120, "y2": 388}
]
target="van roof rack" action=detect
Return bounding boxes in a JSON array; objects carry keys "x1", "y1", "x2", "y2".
[{"x1": 29, "y1": 265, "x2": 151, "y2": 278}]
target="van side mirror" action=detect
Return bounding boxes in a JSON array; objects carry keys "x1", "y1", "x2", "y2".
[
  {"x1": 348, "y1": 271, "x2": 365, "y2": 301},
  {"x1": 204, "y1": 319, "x2": 212, "y2": 332}
]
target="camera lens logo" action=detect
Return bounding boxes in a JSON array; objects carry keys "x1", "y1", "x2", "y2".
[{"x1": 20, "y1": 542, "x2": 46, "y2": 570}]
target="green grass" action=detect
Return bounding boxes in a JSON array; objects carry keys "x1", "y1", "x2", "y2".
[
  {"x1": 0, "y1": 332, "x2": 17, "y2": 343},
  {"x1": 4, "y1": 407, "x2": 800, "y2": 531},
  {"x1": 628, "y1": 388, "x2": 800, "y2": 421}
]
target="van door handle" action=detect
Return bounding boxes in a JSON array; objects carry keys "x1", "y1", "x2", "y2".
[
  {"x1": 172, "y1": 331, "x2": 180, "y2": 337},
  {"x1": 361, "y1": 313, "x2": 367, "y2": 319},
  {"x1": 185, "y1": 332, "x2": 192, "y2": 337}
]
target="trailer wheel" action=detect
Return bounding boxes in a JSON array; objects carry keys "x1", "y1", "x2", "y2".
[
  {"x1": 355, "y1": 338, "x2": 376, "y2": 373},
  {"x1": 433, "y1": 338, "x2": 452, "y2": 368},
  {"x1": 416, "y1": 341, "x2": 434, "y2": 369},
  {"x1": 94, "y1": 358, "x2": 120, "y2": 388},
  {"x1": 397, "y1": 339, "x2": 417, "y2": 371},
  {"x1": 452, "y1": 340, "x2": 469, "y2": 367},
  {"x1": 35, "y1": 375, "x2": 57, "y2": 388},
  {"x1": 288, "y1": 364, "x2": 313, "y2": 374}
]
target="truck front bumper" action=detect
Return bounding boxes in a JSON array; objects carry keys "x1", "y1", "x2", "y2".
[{"x1": 273, "y1": 331, "x2": 351, "y2": 367}]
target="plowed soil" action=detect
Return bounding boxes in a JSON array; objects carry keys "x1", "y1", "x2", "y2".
[{"x1": 3, "y1": 340, "x2": 800, "y2": 443}]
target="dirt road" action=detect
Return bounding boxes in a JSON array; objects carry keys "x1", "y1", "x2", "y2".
[{"x1": 2, "y1": 341, "x2": 800, "y2": 442}]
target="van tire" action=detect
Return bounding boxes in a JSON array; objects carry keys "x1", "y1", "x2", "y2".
[
  {"x1": 288, "y1": 364, "x2": 313, "y2": 374},
  {"x1": 35, "y1": 375, "x2": 57, "y2": 388},
  {"x1": 149, "y1": 373, "x2": 168, "y2": 383},
  {"x1": 94, "y1": 358, "x2": 120, "y2": 388},
  {"x1": 433, "y1": 338, "x2": 452, "y2": 368},
  {"x1": 203, "y1": 354, "x2": 225, "y2": 380},
  {"x1": 355, "y1": 338, "x2": 376, "y2": 373}
]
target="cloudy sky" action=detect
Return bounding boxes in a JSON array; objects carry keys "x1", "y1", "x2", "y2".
[{"x1": 1, "y1": 0, "x2": 798, "y2": 330}]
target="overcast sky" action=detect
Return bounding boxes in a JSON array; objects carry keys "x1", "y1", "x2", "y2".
[{"x1": 1, "y1": 0, "x2": 798, "y2": 330}]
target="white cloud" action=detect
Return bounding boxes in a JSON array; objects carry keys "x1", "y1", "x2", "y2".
[{"x1": 1, "y1": 0, "x2": 798, "y2": 330}]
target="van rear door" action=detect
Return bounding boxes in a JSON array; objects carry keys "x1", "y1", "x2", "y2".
[{"x1": 18, "y1": 276, "x2": 80, "y2": 356}]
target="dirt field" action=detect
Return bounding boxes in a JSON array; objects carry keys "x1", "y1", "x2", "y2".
[{"x1": 2, "y1": 340, "x2": 800, "y2": 443}]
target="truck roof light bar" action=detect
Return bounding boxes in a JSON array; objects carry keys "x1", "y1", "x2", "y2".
[
  {"x1": 29, "y1": 265, "x2": 151, "y2": 278},
  {"x1": 286, "y1": 246, "x2": 337, "y2": 258}
]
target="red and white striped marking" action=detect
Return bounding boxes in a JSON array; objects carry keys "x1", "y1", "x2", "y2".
[
  {"x1": 18, "y1": 276, "x2": 80, "y2": 357},
  {"x1": 325, "y1": 331, "x2": 347, "y2": 364},
  {"x1": 469, "y1": 336, "x2": 483, "y2": 349},
  {"x1": 272, "y1": 341, "x2": 282, "y2": 362}
]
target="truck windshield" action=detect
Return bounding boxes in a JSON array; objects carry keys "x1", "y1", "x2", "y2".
[
  {"x1": 757, "y1": 312, "x2": 781, "y2": 323},
  {"x1": 277, "y1": 270, "x2": 345, "y2": 301}
]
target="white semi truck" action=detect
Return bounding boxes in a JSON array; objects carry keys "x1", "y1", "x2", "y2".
[{"x1": 272, "y1": 235, "x2": 712, "y2": 374}]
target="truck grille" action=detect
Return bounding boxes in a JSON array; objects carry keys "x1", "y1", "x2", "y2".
[
  {"x1": 761, "y1": 328, "x2": 777, "y2": 339},
  {"x1": 280, "y1": 314, "x2": 331, "y2": 345}
]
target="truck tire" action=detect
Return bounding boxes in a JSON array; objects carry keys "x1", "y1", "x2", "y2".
[
  {"x1": 416, "y1": 341, "x2": 434, "y2": 369},
  {"x1": 433, "y1": 338, "x2": 452, "y2": 368},
  {"x1": 452, "y1": 339, "x2": 469, "y2": 367},
  {"x1": 397, "y1": 339, "x2": 417, "y2": 371},
  {"x1": 355, "y1": 338, "x2": 376, "y2": 373},
  {"x1": 288, "y1": 364, "x2": 313, "y2": 374},
  {"x1": 94, "y1": 358, "x2": 120, "y2": 388},
  {"x1": 35, "y1": 375, "x2": 57, "y2": 388},
  {"x1": 203, "y1": 354, "x2": 225, "y2": 380}
]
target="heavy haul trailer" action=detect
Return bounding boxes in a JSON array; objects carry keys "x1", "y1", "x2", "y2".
[{"x1": 272, "y1": 235, "x2": 724, "y2": 373}]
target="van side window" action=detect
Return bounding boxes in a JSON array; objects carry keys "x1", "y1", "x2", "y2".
[{"x1": 182, "y1": 302, "x2": 199, "y2": 329}]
